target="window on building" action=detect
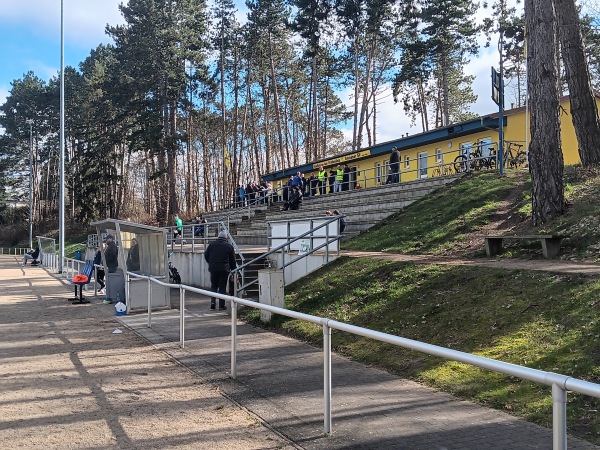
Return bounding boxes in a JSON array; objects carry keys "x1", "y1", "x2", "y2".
[
  {"x1": 436, "y1": 148, "x2": 442, "y2": 163},
  {"x1": 375, "y1": 162, "x2": 382, "y2": 183},
  {"x1": 405, "y1": 155, "x2": 410, "y2": 168},
  {"x1": 479, "y1": 137, "x2": 492, "y2": 157},
  {"x1": 460, "y1": 142, "x2": 472, "y2": 156}
]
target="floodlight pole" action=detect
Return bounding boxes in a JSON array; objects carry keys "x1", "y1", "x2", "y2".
[
  {"x1": 27, "y1": 119, "x2": 34, "y2": 250},
  {"x1": 59, "y1": 0, "x2": 65, "y2": 272}
]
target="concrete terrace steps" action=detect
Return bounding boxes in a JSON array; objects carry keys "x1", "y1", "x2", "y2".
[{"x1": 225, "y1": 174, "x2": 462, "y2": 245}]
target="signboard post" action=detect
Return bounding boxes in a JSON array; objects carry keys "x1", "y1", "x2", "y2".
[{"x1": 492, "y1": 66, "x2": 505, "y2": 175}]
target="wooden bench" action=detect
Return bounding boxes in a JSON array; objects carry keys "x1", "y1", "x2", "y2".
[
  {"x1": 484, "y1": 235, "x2": 565, "y2": 258},
  {"x1": 68, "y1": 260, "x2": 94, "y2": 304}
]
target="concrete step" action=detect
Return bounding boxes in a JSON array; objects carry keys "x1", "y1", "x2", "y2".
[{"x1": 221, "y1": 174, "x2": 462, "y2": 244}]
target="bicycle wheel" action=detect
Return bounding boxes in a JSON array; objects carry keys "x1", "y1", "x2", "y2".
[
  {"x1": 514, "y1": 151, "x2": 527, "y2": 168},
  {"x1": 472, "y1": 150, "x2": 489, "y2": 171},
  {"x1": 453, "y1": 154, "x2": 469, "y2": 173}
]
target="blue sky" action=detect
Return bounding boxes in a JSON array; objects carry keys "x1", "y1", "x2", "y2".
[{"x1": 0, "y1": 0, "x2": 519, "y2": 141}]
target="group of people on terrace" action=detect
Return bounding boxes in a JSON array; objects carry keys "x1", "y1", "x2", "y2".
[
  {"x1": 307, "y1": 164, "x2": 357, "y2": 197},
  {"x1": 235, "y1": 180, "x2": 274, "y2": 208}
]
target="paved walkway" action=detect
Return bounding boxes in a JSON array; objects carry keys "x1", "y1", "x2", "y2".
[
  {"x1": 0, "y1": 256, "x2": 295, "y2": 450},
  {"x1": 2, "y1": 255, "x2": 599, "y2": 449},
  {"x1": 340, "y1": 250, "x2": 600, "y2": 276}
]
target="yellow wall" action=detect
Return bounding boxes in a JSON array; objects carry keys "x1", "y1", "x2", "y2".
[{"x1": 272, "y1": 97, "x2": 594, "y2": 188}]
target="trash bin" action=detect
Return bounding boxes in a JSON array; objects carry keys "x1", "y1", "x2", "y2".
[
  {"x1": 75, "y1": 250, "x2": 82, "y2": 261},
  {"x1": 106, "y1": 270, "x2": 126, "y2": 303}
]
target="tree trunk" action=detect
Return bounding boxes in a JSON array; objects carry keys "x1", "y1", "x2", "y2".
[
  {"x1": 555, "y1": 0, "x2": 600, "y2": 166},
  {"x1": 352, "y1": 42, "x2": 360, "y2": 152},
  {"x1": 268, "y1": 33, "x2": 286, "y2": 168},
  {"x1": 167, "y1": 100, "x2": 178, "y2": 217},
  {"x1": 441, "y1": 49, "x2": 450, "y2": 127},
  {"x1": 526, "y1": 0, "x2": 564, "y2": 226}
]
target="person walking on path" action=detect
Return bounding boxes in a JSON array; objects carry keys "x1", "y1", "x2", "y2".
[
  {"x1": 204, "y1": 230, "x2": 236, "y2": 310},
  {"x1": 174, "y1": 213, "x2": 183, "y2": 240},
  {"x1": 389, "y1": 147, "x2": 400, "y2": 183}
]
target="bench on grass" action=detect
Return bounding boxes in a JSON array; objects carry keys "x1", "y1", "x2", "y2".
[
  {"x1": 68, "y1": 260, "x2": 94, "y2": 304},
  {"x1": 484, "y1": 235, "x2": 566, "y2": 258}
]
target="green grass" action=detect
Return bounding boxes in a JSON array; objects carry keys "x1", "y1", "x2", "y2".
[
  {"x1": 242, "y1": 258, "x2": 600, "y2": 443},
  {"x1": 343, "y1": 171, "x2": 529, "y2": 255},
  {"x1": 242, "y1": 168, "x2": 600, "y2": 445}
]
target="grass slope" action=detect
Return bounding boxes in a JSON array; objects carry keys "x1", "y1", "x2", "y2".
[
  {"x1": 243, "y1": 168, "x2": 600, "y2": 444},
  {"x1": 343, "y1": 171, "x2": 528, "y2": 255}
]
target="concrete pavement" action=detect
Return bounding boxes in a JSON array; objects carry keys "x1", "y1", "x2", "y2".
[{"x1": 2, "y1": 254, "x2": 599, "y2": 449}]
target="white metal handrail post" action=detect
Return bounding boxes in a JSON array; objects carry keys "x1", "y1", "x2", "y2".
[
  {"x1": 231, "y1": 298, "x2": 238, "y2": 379},
  {"x1": 310, "y1": 219, "x2": 314, "y2": 256},
  {"x1": 94, "y1": 266, "x2": 98, "y2": 295},
  {"x1": 147, "y1": 278, "x2": 152, "y2": 328},
  {"x1": 325, "y1": 224, "x2": 330, "y2": 263},
  {"x1": 553, "y1": 384, "x2": 567, "y2": 450},
  {"x1": 179, "y1": 286, "x2": 185, "y2": 348},
  {"x1": 323, "y1": 321, "x2": 332, "y2": 436}
]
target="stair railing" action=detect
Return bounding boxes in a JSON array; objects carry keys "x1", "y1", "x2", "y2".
[{"x1": 231, "y1": 215, "x2": 343, "y2": 296}]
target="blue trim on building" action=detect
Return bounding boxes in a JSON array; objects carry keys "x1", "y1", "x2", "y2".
[{"x1": 261, "y1": 115, "x2": 505, "y2": 182}]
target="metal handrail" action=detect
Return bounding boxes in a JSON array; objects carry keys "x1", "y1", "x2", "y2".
[
  {"x1": 231, "y1": 216, "x2": 342, "y2": 294},
  {"x1": 0, "y1": 247, "x2": 30, "y2": 255},
  {"x1": 124, "y1": 270, "x2": 600, "y2": 449}
]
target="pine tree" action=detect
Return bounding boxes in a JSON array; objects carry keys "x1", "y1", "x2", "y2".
[
  {"x1": 107, "y1": 0, "x2": 209, "y2": 224},
  {"x1": 555, "y1": 0, "x2": 600, "y2": 166},
  {"x1": 525, "y1": 0, "x2": 565, "y2": 225}
]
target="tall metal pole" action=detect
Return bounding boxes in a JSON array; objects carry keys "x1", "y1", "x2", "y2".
[
  {"x1": 498, "y1": 28, "x2": 505, "y2": 176},
  {"x1": 27, "y1": 120, "x2": 33, "y2": 250},
  {"x1": 59, "y1": 0, "x2": 65, "y2": 272}
]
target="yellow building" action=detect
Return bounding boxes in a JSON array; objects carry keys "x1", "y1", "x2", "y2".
[{"x1": 262, "y1": 96, "x2": 588, "y2": 191}]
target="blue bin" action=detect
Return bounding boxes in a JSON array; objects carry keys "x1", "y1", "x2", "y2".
[{"x1": 75, "y1": 250, "x2": 82, "y2": 261}]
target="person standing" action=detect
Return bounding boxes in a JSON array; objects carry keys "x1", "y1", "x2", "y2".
[
  {"x1": 104, "y1": 234, "x2": 118, "y2": 273},
  {"x1": 194, "y1": 215, "x2": 207, "y2": 238},
  {"x1": 204, "y1": 230, "x2": 236, "y2": 310},
  {"x1": 93, "y1": 246, "x2": 106, "y2": 295},
  {"x1": 103, "y1": 234, "x2": 119, "y2": 304},
  {"x1": 389, "y1": 147, "x2": 400, "y2": 183},
  {"x1": 342, "y1": 165, "x2": 351, "y2": 191},
  {"x1": 126, "y1": 237, "x2": 140, "y2": 272},
  {"x1": 318, "y1": 166, "x2": 327, "y2": 195},
  {"x1": 309, "y1": 172, "x2": 317, "y2": 197},
  {"x1": 334, "y1": 165, "x2": 344, "y2": 192}
]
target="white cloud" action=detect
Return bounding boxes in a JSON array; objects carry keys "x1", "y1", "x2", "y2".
[{"x1": 0, "y1": 0, "x2": 125, "y2": 48}]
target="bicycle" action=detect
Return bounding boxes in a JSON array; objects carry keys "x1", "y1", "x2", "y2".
[
  {"x1": 453, "y1": 147, "x2": 496, "y2": 173},
  {"x1": 502, "y1": 142, "x2": 527, "y2": 169},
  {"x1": 433, "y1": 164, "x2": 454, "y2": 177}
]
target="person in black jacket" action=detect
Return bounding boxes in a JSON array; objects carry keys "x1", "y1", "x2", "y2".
[
  {"x1": 102, "y1": 234, "x2": 120, "y2": 305},
  {"x1": 93, "y1": 247, "x2": 106, "y2": 294},
  {"x1": 204, "y1": 230, "x2": 236, "y2": 310},
  {"x1": 104, "y1": 234, "x2": 118, "y2": 273},
  {"x1": 126, "y1": 237, "x2": 140, "y2": 272},
  {"x1": 389, "y1": 147, "x2": 400, "y2": 183}
]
